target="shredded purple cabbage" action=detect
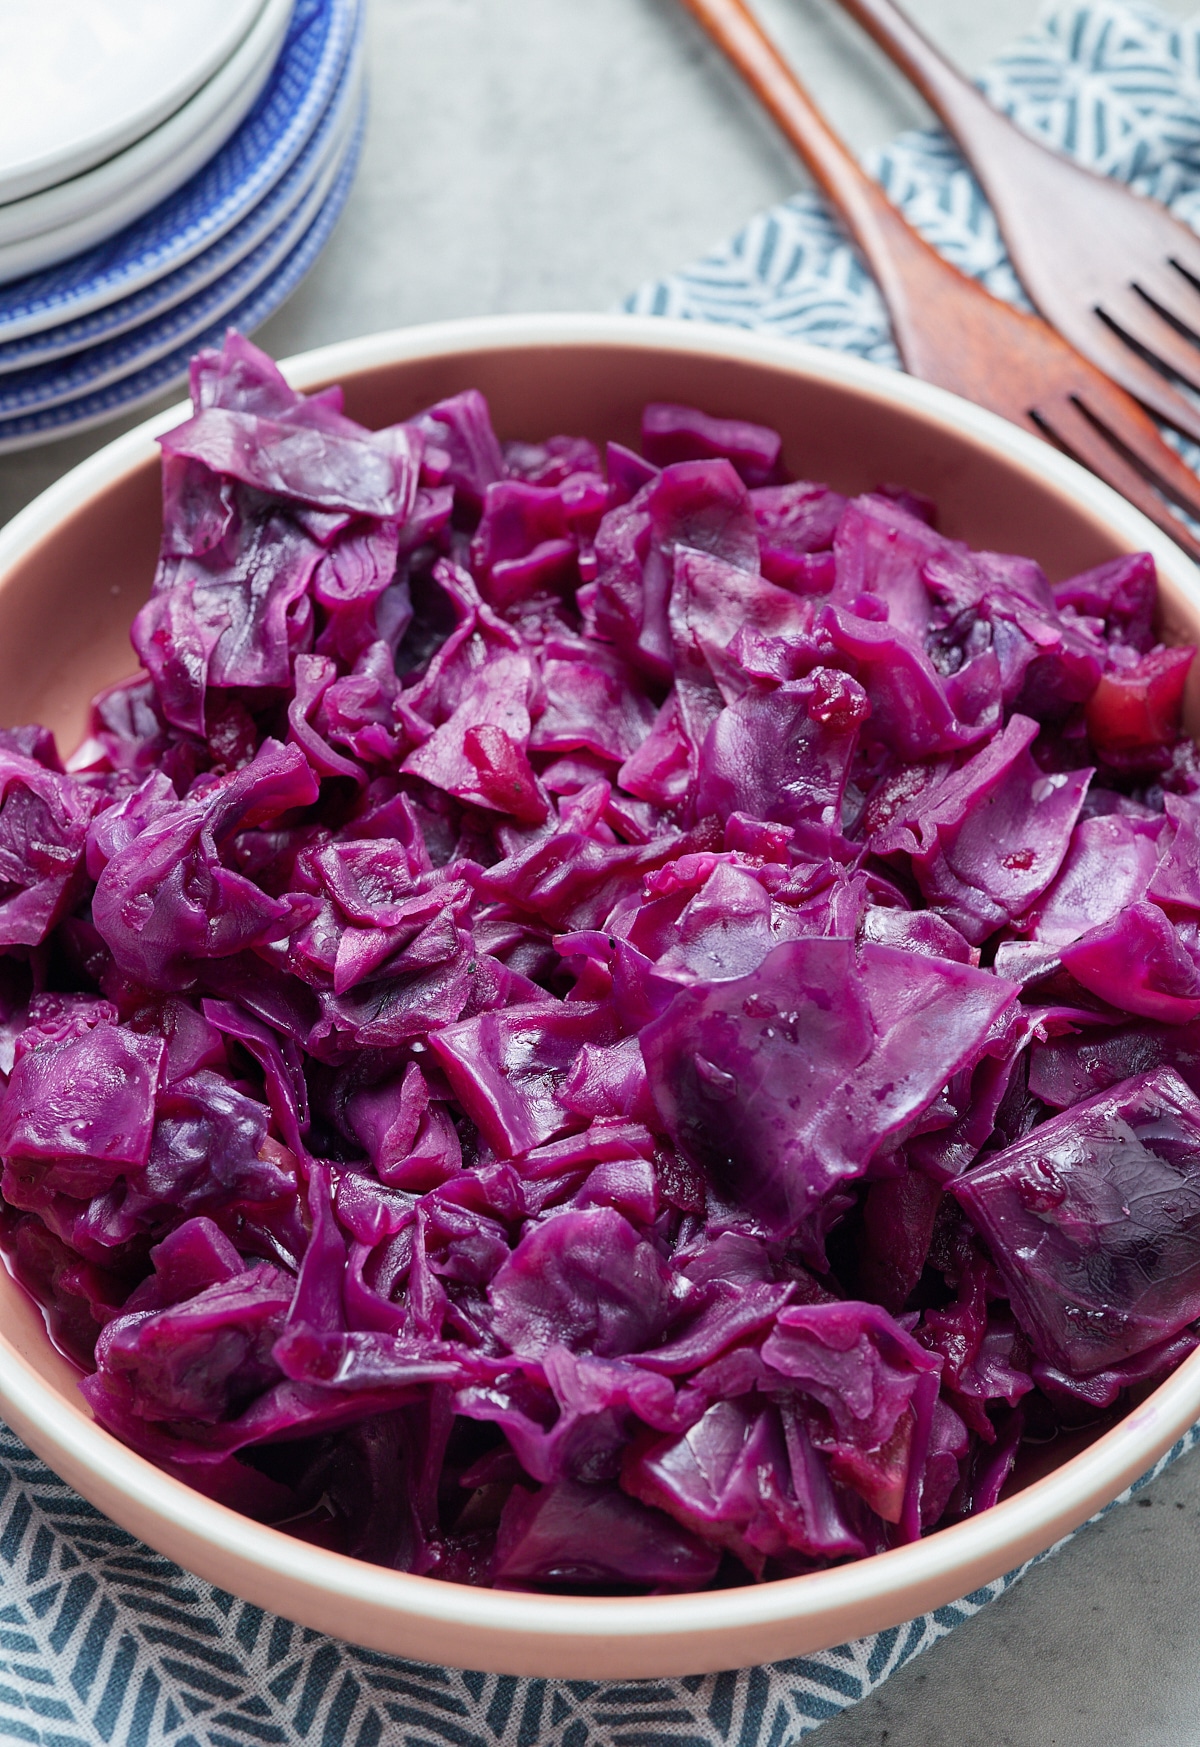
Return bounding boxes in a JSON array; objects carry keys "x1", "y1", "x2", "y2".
[{"x1": 1, "y1": 332, "x2": 1199, "y2": 1593}]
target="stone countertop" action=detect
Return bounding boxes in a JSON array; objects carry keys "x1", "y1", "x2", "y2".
[{"x1": 2, "y1": 3, "x2": 1199, "y2": 1740}]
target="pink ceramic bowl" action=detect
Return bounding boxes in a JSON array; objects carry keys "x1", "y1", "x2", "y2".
[{"x1": 1, "y1": 313, "x2": 1199, "y2": 1679}]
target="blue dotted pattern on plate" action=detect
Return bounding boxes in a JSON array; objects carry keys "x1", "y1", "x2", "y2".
[
  {"x1": 0, "y1": 100, "x2": 365, "y2": 453},
  {"x1": 0, "y1": 32, "x2": 364, "y2": 411},
  {"x1": 0, "y1": 5, "x2": 361, "y2": 376},
  {"x1": 0, "y1": 0, "x2": 357, "y2": 345}
]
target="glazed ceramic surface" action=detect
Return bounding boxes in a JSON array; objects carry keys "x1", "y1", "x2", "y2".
[
  {"x1": 0, "y1": 0, "x2": 352, "y2": 306},
  {"x1": 0, "y1": 0, "x2": 267, "y2": 205},
  {"x1": 0, "y1": 0, "x2": 293, "y2": 269},
  {"x1": 0, "y1": 314, "x2": 1197, "y2": 1678}
]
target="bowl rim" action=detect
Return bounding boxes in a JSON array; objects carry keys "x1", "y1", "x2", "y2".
[{"x1": 2, "y1": 309, "x2": 1200, "y2": 1675}]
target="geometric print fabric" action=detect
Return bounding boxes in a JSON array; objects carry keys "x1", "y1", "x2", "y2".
[{"x1": 0, "y1": 1421, "x2": 1195, "y2": 1746}]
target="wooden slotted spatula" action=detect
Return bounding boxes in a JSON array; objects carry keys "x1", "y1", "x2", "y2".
[
  {"x1": 677, "y1": 0, "x2": 1200, "y2": 561},
  {"x1": 832, "y1": 0, "x2": 1200, "y2": 448}
]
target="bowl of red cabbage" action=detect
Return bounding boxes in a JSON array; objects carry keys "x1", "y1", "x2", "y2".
[{"x1": 0, "y1": 312, "x2": 1199, "y2": 1677}]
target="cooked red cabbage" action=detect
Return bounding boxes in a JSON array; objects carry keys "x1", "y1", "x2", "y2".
[{"x1": 1, "y1": 331, "x2": 1199, "y2": 1594}]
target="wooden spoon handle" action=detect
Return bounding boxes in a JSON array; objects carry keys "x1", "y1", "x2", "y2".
[
  {"x1": 678, "y1": 0, "x2": 905, "y2": 261},
  {"x1": 676, "y1": 0, "x2": 979, "y2": 371}
]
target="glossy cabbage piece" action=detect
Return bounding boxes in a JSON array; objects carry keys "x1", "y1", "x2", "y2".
[
  {"x1": 1017, "y1": 812, "x2": 1162, "y2": 949},
  {"x1": 695, "y1": 669, "x2": 869, "y2": 840},
  {"x1": 1052, "y1": 551, "x2": 1156, "y2": 653},
  {"x1": 622, "y1": 1396, "x2": 867, "y2": 1575},
  {"x1": 641, "y1": 402, "x2": 783, "y2": 486},
  {"x1": 0, "y1": 1023, "x2": 163, "y2": 1192},
  {"x1": 1028, "y1": 1016, "x2": 1200, "y2": 1109},
  {"x1": 875, "y1": 714, "x2": 1092, "y2": 944},
  {"x1": 89, "y1": 1262, "x2": 293, "y2": 1426},
  {"x1": 489, "y1": 1206, "x2": 677, "y2": 1360},
  {"x1": 494, "y1": 1479, "x2": 721, "y2": 1591},
  {"x1": 91, "y1": 740, "x2": 318, "y2": 991},
  {"x1": 0, "y1": 749, "x2": 98, "y2": 947},
  {"x1": 953, "y1": 1067, "x2": 1200, "y2": 1375},
  {"x1": 761, "y1": 1301, "x2": 942, "y2": 1534},
  {"x1": 1059, "y1": 901, "x2": 1200, "y2": 1022},
  {"x1": 642, "y1": 937, "x2": 1016, "y2": 1248}
]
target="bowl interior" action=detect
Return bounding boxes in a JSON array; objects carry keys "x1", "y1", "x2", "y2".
[{"x1": 1, "y1": 322, "x2": 1199, "y2": 1675}]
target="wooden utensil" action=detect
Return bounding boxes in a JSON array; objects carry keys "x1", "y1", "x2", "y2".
[
  {"x1": 832, "y1": 0, "x2": 1200, "y2": 449},
  {"x1": 676, "y1": 0, "x2": 1200, "y2": 560}
]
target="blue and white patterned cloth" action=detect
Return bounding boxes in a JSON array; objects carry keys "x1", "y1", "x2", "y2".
[{"x1": 3, "y1": 3, "x2": 1200, "y2": 1742}]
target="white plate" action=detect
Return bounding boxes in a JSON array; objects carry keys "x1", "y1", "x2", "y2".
[
  {"x1": 0, "y1": 17, "x2": 358, "y2": 377},
  {"x1": 0, "y1": 0, "x2": 268, "y2": 205},
  {"x1": 0, "y1": 0, "x2": 352, "y2": 321},
  {"x1": 0, "y1": 59, "x2": 362, "y2": 414},
  {"x1": 0, "y1": 0, "x2": 293, "y2": 256}
]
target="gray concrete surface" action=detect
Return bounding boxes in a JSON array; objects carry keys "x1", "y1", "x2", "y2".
[{"x1": 4, "y1": 1, "x2": 1200, "y2": 1740}]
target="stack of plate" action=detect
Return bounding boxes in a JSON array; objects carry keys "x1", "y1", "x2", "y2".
[{"x1": 0, "y1": 0, "x2": 365, "y2": 452}]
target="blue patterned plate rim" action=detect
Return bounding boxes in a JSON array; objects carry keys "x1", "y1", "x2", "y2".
[
  {"x1": 0, "y1": 0, "x2": 355, "y2": 345},
  {"x1": 0, "y1": 69, "x2": 362, "y2": 416},
  {"x1": 0, "y1": 114, "x2": 362, "y2": 453},
  {"x1": 0, "y1": 11, "x2": 362, "y2": 377}
]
